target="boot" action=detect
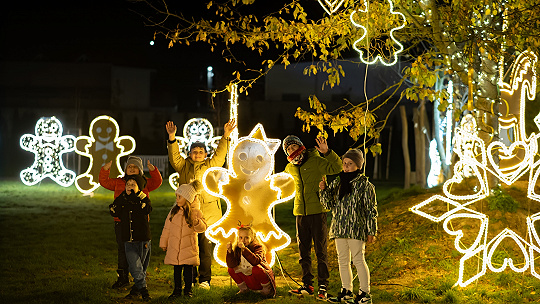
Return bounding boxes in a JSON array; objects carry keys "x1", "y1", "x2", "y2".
[
  {"x1": 260, "y1": 281, "x2": 274, "y2": 297},
  {"x1": 124, "y1": 286, "x2": 140, "y2": 299},
  {"x1": 168, "y1": 287, "x2": 182, "y2": 299},
  {"x1": 111, "y1": 269, "x2": 130, "y2": 289},
  {"x1": 139, "y1": 287, "x2": 151, "y2": 302},
  {"x1": 236, "y1": 281, "x2": 249, "y2": 294}
]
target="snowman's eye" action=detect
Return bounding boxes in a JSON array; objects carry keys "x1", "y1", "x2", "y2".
[
  {"x1": 256, "y1": 155, "x2": 263, "y2": 163},
  {"x1": 238, "y1": 152, "x2": 248, "y2": 161}
]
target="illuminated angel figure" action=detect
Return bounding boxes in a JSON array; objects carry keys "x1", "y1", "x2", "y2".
[
  {"x1": 202, "y1": 124, "x2": 295, "y2": 267},
  {"x1": 168, "y1": 118, "x2": 221, "y2": 189},
  {"x1": 20, "y1": 116, "x2": 76, "y2": 187},
  {"x1": 75, "y1": 115, "x2": 135, "y2": 194},
  {"x1": 350, "y1": 0, "x2": 406, "y2": 66}
]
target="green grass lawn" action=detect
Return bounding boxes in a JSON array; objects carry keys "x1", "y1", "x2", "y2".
[{"x1": 1, "y1": 180, "x2": 539, "y2": 303}]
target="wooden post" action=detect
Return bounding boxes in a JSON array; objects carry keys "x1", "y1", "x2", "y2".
[{"x1": 400, "y1": 106, "x2": 411, "y2": 189}]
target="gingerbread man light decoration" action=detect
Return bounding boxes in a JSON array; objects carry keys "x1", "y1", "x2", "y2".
[
  {"x1": 202, "y1": 124, "x2": 295, "y2": 267},
  {"x1": 75, "y1": 115, "x2": 136, "y2": 194},
  {"x1": 20, "y1": 116, "x2": 76, "y2": 187},
  {"x1": 168, "y1": 118, "x2": 221, "y2": 189}
]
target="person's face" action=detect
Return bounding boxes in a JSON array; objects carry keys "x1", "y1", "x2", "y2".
[
  {"x1": 343, "y1": 158, "x2": 359, "y2": 173},
  {"x1": 189, "y1": 147, "x2": 207, "y2": 162},
  {"x1": 238, "y1": 230, "x2": 252, "y2": 245},
  {"x1": 126, "y1": 163, "x2": 140, "y2": 175},
  {"x1": 125, "y1": 179, "x2": 139, "y2": 194},
  {"x1": 176, "y1": 194, "x2": 187, "y2": 207},
  {"x1": 286, "y1": 144, "x2": 300, "y2": 156}
]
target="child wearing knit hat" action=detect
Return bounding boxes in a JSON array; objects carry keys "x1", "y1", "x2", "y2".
[
  {"x1": 319, "y1": 149, "x2": 378, "y2": 304},
  {"x1": 109, "y1": 175, "x2": 153, "y2": 301},
  {"x1": 99, "y1": 156, "x2": 163, "y2": 290},
  {"x1": 160, "y1": 180, "x2": 208, "y2": 299}
]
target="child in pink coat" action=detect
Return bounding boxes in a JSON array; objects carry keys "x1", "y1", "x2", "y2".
[{"x1": 160, "y1": 180, "x2": 207, "y2": 298}]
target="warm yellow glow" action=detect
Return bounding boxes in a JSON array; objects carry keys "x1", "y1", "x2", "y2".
[
  {"x1": 168, "y1": 118, "x2": 221, "y2": 189},
  {"x1": 202, "y1": 124, "x2": 295, "y2": 267},
  {"x1": 411, "y1": 52, "x2": 540, "y2": 286},
  {"x1": 20, "y1": 116, "x2": 76, "y2": 187},
  {"x1": 74, "y1": 115, "x2": 136, "y2": 194}
]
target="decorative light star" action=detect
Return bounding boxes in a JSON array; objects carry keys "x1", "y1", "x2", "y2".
[
  {"x1": 202, "y1": 124, "x2": 295, "y2": 267},
  {"x1": 20, "y1": 116, "x2": 76, "y2": 187},
  {"x1": 317, "y1": 0, "x2": 346, "y2": 15},
  {"x1": 350, "y1": 0, "x2": 406, "y2": 66},
  {"x1": 168, "y1": 118, "x2": 221, "y2": 189},
  {"x1": 411, "y1": 51, "x2": 540, "y2": 287},
  {"x1": 75, "y1": 115, "x2": 136, "y2": 194}
]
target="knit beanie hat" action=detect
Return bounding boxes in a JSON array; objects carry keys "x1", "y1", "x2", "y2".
[
  {"x1": 189, "y1": 142, "x2": 207, "y2": 153},
  {"x1": 282, "y1": 135, "x2": 304, "y2": 156},
  {"x1": 125, "y1": 174, "x2": 147, "y2": 191},
  {"x1": 343, "y1": 149, "x2": 364, "y2": 170},
  {"x1": 125, "y1": 156, "x2": 144, "y2": 175},
  {"x1": 176, "y1": 180, "x2": 202, "y2": 203}
]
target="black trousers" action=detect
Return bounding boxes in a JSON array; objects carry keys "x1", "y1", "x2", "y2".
[
  {"x1": 174, "y1": 265, "x2": 194, "y2": 292},
  {"x1": 115, "y1": 222, "x2": 129, "y2": 271},
  {"x1": 193, "y1": 232, "x2": 213, "y2": 283},
  {"x1": 296, "y1": 212, "x2": 329, "y2": 287}
]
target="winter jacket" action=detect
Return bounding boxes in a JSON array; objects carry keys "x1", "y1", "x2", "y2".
[
  {"x1": 160, "y1": 201, "x2": 207, "y2": 266},
  {"x1": 226, "y1": 243, "x2": 276, "y2": 297},
  {"x1": 99, "y1": 167, "x2": 163, "y2": 199},
  {"x1": 167, "y1": 137, "x2": 229, "y2": 225},
  {"x1": 320, "y1": 173, "x2": 378, "y2": 241},
  {"x1": 284, "y1": 148, "x2": 342, "y2": 216},
  {"x1": 109, "y1": 191, "x2": 152, "y2": 242}
]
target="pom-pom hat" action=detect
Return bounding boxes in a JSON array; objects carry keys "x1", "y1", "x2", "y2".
[
  {"x1": 176, "y1": 180, "x2": 202, "y2": 202},
  {"x1": 282, "y1": 135, "x2": 304, "y2": 156},
  {"x1": 125, "y1": 156, "x2": 144, "y2": 175}
]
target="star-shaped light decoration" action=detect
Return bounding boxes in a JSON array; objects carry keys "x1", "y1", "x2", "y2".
[
  {"x1": 168, "y1": 118, "x2": 221, "y2": 189},
  {"x1": 350, "y1": 0, "x2": 406, "y2": 66},
  {"x1": 202, "y1": 124, "x2": 295, "y2": 267},
  {"x1": 411, "y1": 51, "x2": 540, "y2": 287},
  {"x1": 317, "y1": 0, "x2": 346, "y2": 15}
]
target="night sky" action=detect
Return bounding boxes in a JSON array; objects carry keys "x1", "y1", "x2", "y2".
[{"x1": 1, "y1": 1, "x2": 229, "y2": 72}]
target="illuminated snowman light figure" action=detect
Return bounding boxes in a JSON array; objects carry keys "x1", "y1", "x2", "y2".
[
  {"x1": 168, "y1": 118, "x2": 221, "y2": 189},
  {"x1": 202, "y1": 124, "x2": 295, "y2": 267},
  {"x1": 20, "y1": 116, "x2": 77, "y2": 187}
]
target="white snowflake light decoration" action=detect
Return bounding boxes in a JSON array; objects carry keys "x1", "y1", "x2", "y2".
[
  {"x1": 20, "y1": 116, "x2": 76, "y2": 187},
  {"x1": 411, "y1": 51, "x2": 540, "y2": 287}
]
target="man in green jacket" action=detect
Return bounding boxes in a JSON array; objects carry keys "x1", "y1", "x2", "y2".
[
  {"x1": 165, "y1": 119, "x2": 236, "y2": 289},
  {"x1": 283, "y1": 135, "x2": 342, "y2": 301}
]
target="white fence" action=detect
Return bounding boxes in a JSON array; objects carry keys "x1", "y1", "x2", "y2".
[{"x1": 133, "y1": 155, "x2": 169, "y2": 175}]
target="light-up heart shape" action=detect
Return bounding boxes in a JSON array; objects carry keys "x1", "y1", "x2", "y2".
[
  {"x1": 486, "y1": 229, "x2": 530, "y2": 273},
  {"x1": 443, "y1": 212, "x2": 488, "y2": 254},
  {"x1": 487, "y1": 140, "x2": 535, "y2": 185},
  {"x1": 442, "y1": 160, "x2": 489, "y2": 202},
  {"x1": 317, "y1": 0, "x2": 346, "y2": 15}
]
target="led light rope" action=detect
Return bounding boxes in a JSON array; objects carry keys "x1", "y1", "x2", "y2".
[
  {"x1": 202, "y1": 124, "x2": 295, "y2": 267},
  {"x1": 20, "y1": 116, "x2": 76, "y2": 187}
]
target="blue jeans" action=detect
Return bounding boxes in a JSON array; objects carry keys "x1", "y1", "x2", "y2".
[{"x1": 125, "y1": 240, "x2": 151, "y2": 289}]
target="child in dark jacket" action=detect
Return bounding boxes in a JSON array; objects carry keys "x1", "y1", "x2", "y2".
[
  {"x1": 100, "y1": 156, "x2": 162, "y2": 289},
  {"x1": 226, "y1": 225, "x2": 276, "y2": 297},
  {"x1": 109, "y1": 174, "x2": 153, "y2": 302}
]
